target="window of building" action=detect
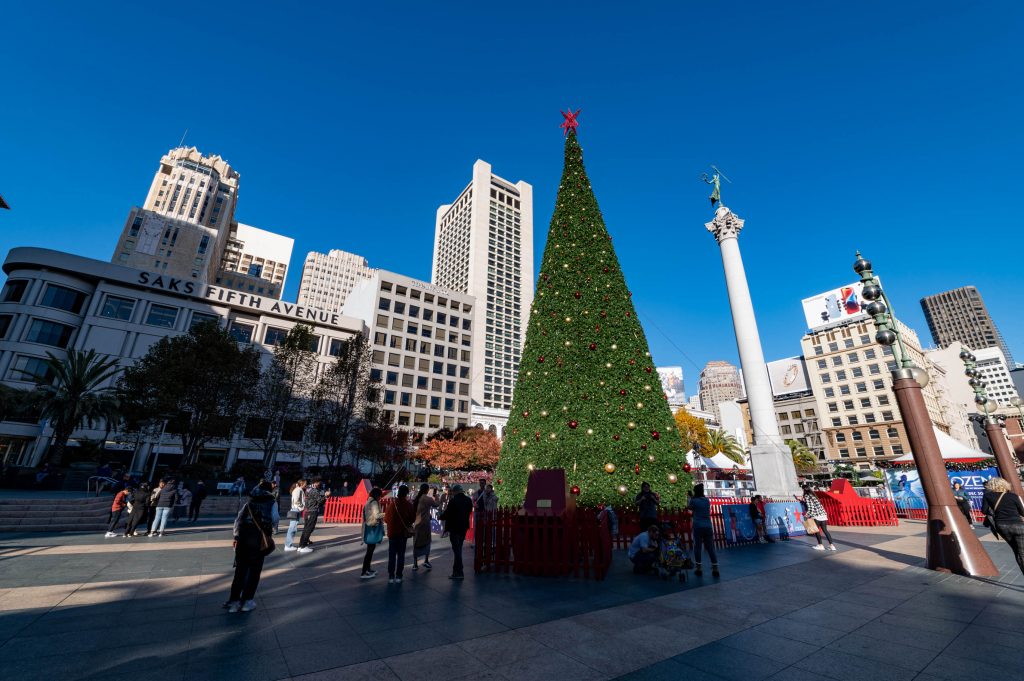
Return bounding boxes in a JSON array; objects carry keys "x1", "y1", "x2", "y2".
[
  {"x1": 817, "y1": 359, "x2": 827, "y2": 369},
  {"x1": 855, "y1": 382, "x2": 867, "y2": 393},
  {"x1": 843, "y1": 400, "x2": 854, "y2": 410},
  {"x1": 840, "y1": 385, "x2": 851, "y2": 395},
  {"x1": 384, "y1": 390, "x2": 396, "y2": 405},
  {"x1": 832, "y1": 356, "x2": 843, "y2": 367},
  {"x1": 0, "y1": 314, "x2": 11, "y2": 339},
  {"x1": 839, "y1": 448, "x2": 850, "y2": 458},
  {"x1": 831, "y1": 417, "x2": 842, "y2": 426},
  {"x1": 891, "y1": 444, "x2": 904, "y2": 456},
  {"x1": 41, "y1": 284, "x2": 87, "y2": 314},
  {"x1": 852, "y1": 367, "x2": 863, "y2": 378},
  {"x1": 264, "y1": 327, "x2": 288, "y2": 346},
  {"x1": 229, "y1": 322, "x2": 254, "y2": 343},
  {"x1": 824, "y1": 387, "x2": 835, "y2": 397},
  {"x1": 327, "y1": 338, "x2": 346, "y2": 357},
  {"x1": 828, "y1": 402, "x2": 838, "y2": 413},
  {"x1": 1, "y1": 280, "x2": 28, "y2": 303},
  {"x1": 835, "y1": 370, "x2": 847, "y2": 381},
  {"x1": 10, "y1": 355, "x2": 56, "y2": 383},
  {"x1": 26, "y1": 319, "x2": 74, "y2": 348},
  {"x1": 836, "y1": 433, "x2": 846, "y2": 443},
  {"x1": 873, "y1": 446, "x2": 885, "y2": 457},
  {"x1": 370, "y1": 368, "x2": 382, "y2": 382},
  {"x1": 146, "y1": 304, "x2": 179, "y2": 329},
  {"x1": 820, "y1": 374, "x2": 831, "y2": 384},
  {"x1": 852, "y1": 431, "x2": 863, "y2": 441},
  {"x1": 100, "y1": 296, "x2": 135, "y2": 321},
  {"x1": 828, "y1": 342, "x2": 839, "y2": 352},
  {"x1": 848, "y1": 416, "x2": 859, "y2": 425},
  {"x1": 188, "y1": 312, "x2": 219, "y2": 330},
  {"x1": 877, "y1": 395, "x2": 890, "y2": 406},
  {"x1": 860, "y1": 398, "x2": 872, "y2": 408},
  {"x1": 378, "y1": 298, "x2": 391, "y2": 311},
  {"x1": 855, "y1": 447, "x2": 866, "y2": 457}
]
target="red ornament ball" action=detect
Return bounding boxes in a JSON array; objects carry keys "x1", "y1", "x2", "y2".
[
  {"x1": 568, "y1": 420, "x2": 579, "y2": 429},
  {"x1": 603, "y1": 267, "x2": 609, "y2": 273},
  {"x1": 625, "y1": 312, "x2": 632, "y2": 317},
  {"x1": 496, "y1": 479, "x2": 503, "y2": 485},
  {"x1": 613, "y1": 434, "x2": 621, "y2": 441},
  {"x1": 589, "y1": 343, "x2": 597, "y2": 351},
  {"x1": 537, "y1": 356, "x2": 545, "y2": 363},
  {"x1": 629, "y1": 359, "x2": 636, "y2": 366},
  {"x1": 651, "y1": 431, "x2": 660, "y2": 440},
  {"x1": 600, "y1": 310, "x2": 608, "y2": 318},
  {"x1": 645, "y1": 367, "x2": 653, "y2": 373},
  {"x1": 523, "y1": 411, "x2": 530, "y2": 418},
  {"x1": 683, "y1": 463, "x2": 692, "y2": 473},
  {"x1": 570, "y1": 485, "x2": 581, "y2": 496},
  {"x1": 574, "y1": 291, "x2": 582, "y2": 299},
  {"x1": 619, "y1": 389, "x2": 627, "y2": 396},
  {"x1": 634, "y1": 463, "x2": 641, "y2": 474},
  {"x1": 641, "y1": 444, "x2": 648, "y2": 451}
]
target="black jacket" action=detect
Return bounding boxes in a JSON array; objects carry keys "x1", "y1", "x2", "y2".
[
  {"x1": 154, "y1": 485, "x2": 179, "y2": 508},
  {"x1": 234, "y1": 490, "x2": 276, "y2": 557},
  {"x1": 441, "y1": 492, "x2": 473, "y2": 535}
]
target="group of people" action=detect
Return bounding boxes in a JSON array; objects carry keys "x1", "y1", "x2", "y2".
[{"x1": 105, "y1": 478, "x2": 208, "y2": 538}]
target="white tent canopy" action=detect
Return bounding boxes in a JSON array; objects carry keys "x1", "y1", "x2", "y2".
[
  {"x1": 889, "y1": 426, "x2": 990, "y2": 463},
  {"x1": 686, "y1": 449, "x2": 750, "y2": 470}
]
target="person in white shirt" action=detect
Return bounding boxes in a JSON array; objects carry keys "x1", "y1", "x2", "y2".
[
  {"x1": 628, "y1": 524, "x2": 660, "y2": 575},
  {"x1": 283, "y1": 479, "x2": 307, "y2": 551}
]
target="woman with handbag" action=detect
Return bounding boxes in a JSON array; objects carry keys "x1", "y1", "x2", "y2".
[
  {"x1": 283, "y1": 479, "x2": 307, "y2": 551},
  {"x1": 799, "y1": 487, "x2": 836, "y2": 552},
  {"x1": 360, "y1": 487, "x2": 384, "y2": 580},
  {"x1": 384, "y1": 485, "x2": 416, "y2": 583},
  {"x1": 982, "y1": 477, "x2": 1024, "y2": 576},
  {"x1": 226, "y1": 480, "x2": 277, "y2": 613},
  {"x1": 412, "y1": 483, "x2": 437, "y2": 571}
]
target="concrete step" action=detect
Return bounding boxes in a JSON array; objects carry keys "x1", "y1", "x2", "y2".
[{"x1": 0, "y1": 524, "x2": 107, "y2": 533}]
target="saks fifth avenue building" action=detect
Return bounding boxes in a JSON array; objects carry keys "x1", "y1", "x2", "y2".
[{"x1": 0, "y1": 247, "x2": 366, "y2": 472}]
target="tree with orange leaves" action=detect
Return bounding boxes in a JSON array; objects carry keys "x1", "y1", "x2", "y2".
[{"x1": 416, "y1": 427, "x2": 501, "y2": 471}]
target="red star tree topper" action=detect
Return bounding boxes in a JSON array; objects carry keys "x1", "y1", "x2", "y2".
[{"x1": 560, "y1": 108, "x2": 581, "y2": 136}]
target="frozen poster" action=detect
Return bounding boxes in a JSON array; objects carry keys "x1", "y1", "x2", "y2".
[
  {"x1": 721, "y1": 504, "x2": 758, "y2": 544},
  {"x1": 948, "y1": 468, "x2": 997, "y2": 510},
  {"x1": 763, "y1": 502, "x2": 807, "y2": 539},
  {"x1": 887, "y1": 469, "x2": 926, "y2": 510}
]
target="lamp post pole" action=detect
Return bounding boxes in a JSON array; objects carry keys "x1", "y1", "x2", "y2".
[
  {"x1": 854, "y1": 253, "x2": 997, "y2": 576},
  {"x1": 961, "y1": 353, "x2": 1024, "y2": 497}
]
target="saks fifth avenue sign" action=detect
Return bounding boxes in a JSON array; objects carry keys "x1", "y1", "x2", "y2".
[{"x1": 137, "y1": 271, "x2": 347, "y2": 328}]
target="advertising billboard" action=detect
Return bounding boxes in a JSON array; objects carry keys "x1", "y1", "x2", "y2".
[
  {"x1": 657, "y1": 366, "x2": 685, "y2": 406},
  {"x1": 801, "y1": 281, "x2": 868, "y2": 331},
  {"x1": 887, "y1": 467, "x2": 998, "y2": 512},
  {"x1": 766, "y1": 357, "x2": 809, "y2": 396},
  {"x1": 722, "y1": 502, "x2": 808, "y2": 543}
]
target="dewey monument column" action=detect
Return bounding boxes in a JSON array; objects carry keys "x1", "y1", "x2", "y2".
[{"x1": 704, "y1": 175, "x2": 800, "y2": 496}]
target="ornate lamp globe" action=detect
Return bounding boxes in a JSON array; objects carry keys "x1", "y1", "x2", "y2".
[
  {"x1": 959, "y1": 350, "x2": 973, "y2": 362},
  {"x1": 875, "y1": 329, "x2": 897, "y2": 346},
  {"x1": 864, "y1": 300, "x2": 886, "y2": 317},
  {"x1": 861, "y1": 284, "x2": 882, "y2": 301},
  {"x1": 1011, "y1": 397, "x2": 1023, "y2": 408},
  {"x1": 853, "y1": 253, "x2": 872, "y2": 274},
  {"x1": 909, "y1": 365, "x2": 930, "y2": 388}
]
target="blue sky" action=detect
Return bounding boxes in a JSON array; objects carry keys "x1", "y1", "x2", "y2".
[{"x1": 1, "y1": 1, "x2": 1021, "y2": 389}]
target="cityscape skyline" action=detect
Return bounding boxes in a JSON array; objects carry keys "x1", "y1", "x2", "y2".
[{"x1": 1, "y1": 2, "x2": 1021, "y2": 382}]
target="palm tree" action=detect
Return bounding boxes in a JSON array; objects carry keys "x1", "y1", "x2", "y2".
[
  {"x1": 33, "y1": 350, "x2": 122, "y2": 464},
  {"x1": 707, "y1": 429, "x2": 746, "y2": 464},
  {"x1": 787, "y1": 439, "x2": 818, "y2": 472}
]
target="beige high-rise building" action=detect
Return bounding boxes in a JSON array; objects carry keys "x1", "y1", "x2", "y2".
[
  {"x1": 801, "y1": 318, "x2": 954, "y2": 469},
  {"x1": 432, "y1": 160, "x2": 534, "y2": 411},
  {"x1": 698, "y1": 360, "x2": 743, "y2": 423},
  {"x1": 112, "y1": 147, "x2": 240, "y2": 282},
  {"x1": 216, "y1": 223, "x2": 293, "y2": 299},
  {"x1": 921, "y1": 285, "x2": 1015, "y2": 368},
  {"x1": 297, "y1": 249, "x2": 376, "y2": 311}
]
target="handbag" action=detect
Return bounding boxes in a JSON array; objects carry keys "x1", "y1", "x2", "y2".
[
  {"x1": 247, "y1": 504, "x2": 276, "y2": 556},
  {"x1": 803, "y1": 517, "x2": 819, "y2": 534},
  {"x1": 286, "y1": 510, "x2": 301, "y2": 520},
  {"x1": 364, "y1": 522, "x2": 384, "y2": 545},
  {"x1": 983, "y1": 492, "x2": 1006, "y2": 539}
]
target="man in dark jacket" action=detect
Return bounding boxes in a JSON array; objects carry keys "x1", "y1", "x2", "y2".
[
  {"x1": 189, "y1": 481, "x2": 208, "y2": 522},
  {"x1": 226, "y1": 480, "x2": 276, "y2": 613},
  {"x1": 150, "y1": 478, "x2": 179, "y2": 537},
  {"x1": 297, "y1": 477, "x2": 330, "y2": 553},
  {"x1": 440, "y1": 484, "x2": 473, "y2": 580}
]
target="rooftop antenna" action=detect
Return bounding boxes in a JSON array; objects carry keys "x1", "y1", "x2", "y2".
[{"x1": 178, "y1": 128, "x2": 189, "y2": 149}]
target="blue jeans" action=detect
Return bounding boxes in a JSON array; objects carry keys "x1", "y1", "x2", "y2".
[
  {"x1": 152, "y1": 507, "x2": 171, "y2": 534},
  {"x1": 693, "y1": 526, "x2": 717, "y2": 565},
  {"x1": 449, "y1": 532, "x2": 466, "y2": 577},
  {"x1": 388, "y1": 536, "x2": 408, "y2": 578},
  {"x1": 285, "y1": 519, "x2": 300, "y2": 547}
]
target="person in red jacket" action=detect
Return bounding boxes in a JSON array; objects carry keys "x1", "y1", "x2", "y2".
[
  {"x1": 384, "y1": 485, "x2": 416, "y2": 583},
  {"x1": 105, "y1": 485, "x2": 134, "y2": 537}
]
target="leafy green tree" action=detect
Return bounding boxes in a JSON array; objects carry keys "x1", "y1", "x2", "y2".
[
  {"x1": 32, "y1": 350, "x2": 122, "y2": 464},
  {"x1": 708, "y1": 429, "x2": 746, "y2": 464},
  {"x1": 494, "y1": 126, "x2": 691, "y2": 507},
  {"x1": 245, "y1": 324, "x2": 320, "y2": 469},
  {"x1": 119, "y1": 322, "x2": 260, "y2": 466}
]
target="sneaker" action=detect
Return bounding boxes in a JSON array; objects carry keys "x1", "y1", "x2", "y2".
[
  {"x1": 388, "y1": 578, "x2": 396, "y2": 584},
  {"x1": 395, "y1": 577, "x2": 402, "y2": 583},
  {"x1": 412, "y1": 564, "x2": 419, "y2": 571},
  {"x1": 694, "y1": 567, "x2": 703, "y2": 576},
  {"x1": 227, "y1": 601, "x2": 241, "y2": 613},
  {"x1": 297, "y1": 547, "x2": 313, "y2": 554},
  {"x1": 422, "y1": 562, "x2": 432, "y2": 570},
  {"x1": 104, "y1": 532, "x2": 116, "y2": 538},
  {"x1": 812, "y1": 545, "x2": 826, "y2": 551},
  {"x1": 360, "y1": 572, "x2": 375, "y2": 580},
  {"x1": 712, "y1": 566, "x2": 720, "y2": 578},
  {"x1": 284, "y1": 545, "x2": 297, "y2": 552},
  {"x1": 828, "y1": 545, "x2": 838, "y2": 552},
  {"x1": 241, "y1": 600, "x2": 257, "y2": 612},
  {"x1": 367, "y1": 570, "x2": 377, "y2": 576}
]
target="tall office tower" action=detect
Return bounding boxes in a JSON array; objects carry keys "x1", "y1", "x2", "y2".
[
  {"x1": 297, "y1": 249, "x2": 376, "y2": 311},
  {"x1": 112, "y1": 147, "x2": 240, "y2": 282},
  {"x1": 432, "y1": 160, "x2": 534, "y2": 410},
  {"x1": 216, "y1": 223, "x2": 294, "y2": 299},
  {"x1": 921, "y1": 286, "x2": 1015, "y2": 368},
  {"x1": 698, "y1": 360, "x2": 743, "y2": 424}
]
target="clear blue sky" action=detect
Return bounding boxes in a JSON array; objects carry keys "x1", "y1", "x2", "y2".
[{"x1": 2, "y1": 2, "x2": 1021, "y2": 389}]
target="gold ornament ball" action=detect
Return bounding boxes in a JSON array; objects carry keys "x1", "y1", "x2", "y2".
[
  {"x1": 616, "y1": 485, "x2": 628, "y2": 495},
  {"x1": 565, "y1": 316, "x2": 572, "y2": 322},
  {"x1": 526, "y1": 463, "x2": 535, "y2": 471},
  {"x1": 605, "y1": 362, "x2": 612, "y2": 368},
  {"x1": 548, "y1": 433, "x2": 557, "y2": 440},
  {"x1": 541, "y1": 410, "x2": 548, "y2": 417},
  {"x1": 644, "y1": 385, "x2": 652, "y2": 392},
  {"x1": 628, "y1": 421, "x2": 637, "y2": 430},
  {"x1": 519, "y1": 440, "x2": 527, "y2": 448},
  {"x1": 636, "y1": 402, "x2": 644, "y2": 408},
  {"x1": 564, "y1": 341, "x2": 571, "y2": 347},
  {"x1": 668, "y1": 474, "x2": 679, "y2": 484},
  {"x1": 604, "y1": 462, "x2": 617, "y2": 474},
  {"x1": 611, "y1": 343, "x2": 617, "y2": 350},
  {"x1": 586, "y1": 428, "x2": 594, "y2": 435},
  {"x1": 647, "y1": 454, "x2": 655, "y2": 462}
]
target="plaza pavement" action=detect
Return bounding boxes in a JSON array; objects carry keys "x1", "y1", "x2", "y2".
[{"x1": 0, "y1": 518, "x2": 1021, "y2": 681}]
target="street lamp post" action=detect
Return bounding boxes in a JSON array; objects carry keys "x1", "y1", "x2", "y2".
[
  {"x1": 854, "y1": 253, "x2": 997, "y2": 576},
  {"x1": 961, "y1": 353, "x2": 1024, "y2": 496}
]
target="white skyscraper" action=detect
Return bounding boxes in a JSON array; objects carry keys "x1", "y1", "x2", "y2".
[
  {"x1": 432, "y1": 160, "x2": 533, "y2": 410},
  {"x1": 297, "y1": 249, "x2": 376, "y2": 312}
]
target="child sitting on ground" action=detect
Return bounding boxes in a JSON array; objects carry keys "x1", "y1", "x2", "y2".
[{"x1": 657, "y1": 523, "x2": 689, "y2": 582}]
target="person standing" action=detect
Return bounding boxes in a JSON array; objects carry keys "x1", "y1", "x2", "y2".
[
  {"x1": 799, "y1": 486, "x2": 836, "y2": 551},
  {"x1": 283, "y1": 479, "x2": 307, "y2": 551},
  {"x1": 146, "y1": 481, "x2": 163, "y2": 535},
  {"x1": 173, "y1": 483, "x2": 191, "y2": 523},
  {"x1": 269, "y1": 479, "x2": 281, "y2": 535},
  {"x1": 297, "y1": 477, "x2": 328, "y2": 553},
  {"x1": 105, "y1": 484, "x2": 133, "y2": 537},
  {"x1": 226, "y1": 480, "x2": 277, "y2": 613},
  {"x1": 384, "y1": 485, "x2": 415, "y2": 584},
  {"x1": 360, "y1": 487, "x2": 384, "y2": 579},
  {"x1": 125, "y1": 482, "x2": 151, "y2": 537},
  {"x1": 687, "y1": 484, "x2": 719, "y2": 577},
  {"x1": 749, "y1": 494, "x2": 772, "y2": 543},
  {"x1": 982, "y1": 477, "x2": 1024, "y2": 576},
  {"x1": 151, "y1": 478, "x2": 179, "y2": 537},
  {"x1": 440, "y1": 484, "x2": 473, "y2": 580},
  {"x1": 634, "y1": 482, "x2": 660, "y2": 532},
  {"x1": 471, "y1": 478, "x2": 487, "y2": 546},
  {"x1": 412, "y1": 483, "x2": 437, "y2": 571},
  {"x1": 952, "y1": 482, "x2": 974, "y2": 525},
  {"x1": 189, "y1": 481, "x2": 208, "y2": 522}
]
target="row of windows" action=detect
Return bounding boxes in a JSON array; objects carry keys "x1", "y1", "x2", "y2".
[
  {"x1": 834, "y1": 427, "x2": 900, "y2": 443},
  {"x1": 377, "y1": 298, "x2": 472, "y2": 329},
  {"x1": 382, "y1": 390, "x2": 469, "y2": 413},
  {"x1": 835, "y1": 444, "x2": 903, "y2": 459},
  {"x1": 828, "y1": 410, "x2": 895, "y2": 427},
  {"x1": 379, "y1": 281, "x2": 470, "y2": 312}
]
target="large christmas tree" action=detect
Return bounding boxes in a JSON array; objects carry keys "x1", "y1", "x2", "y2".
[{"x1": 495, "y1": 113, "x2": 692, "y2": 507}]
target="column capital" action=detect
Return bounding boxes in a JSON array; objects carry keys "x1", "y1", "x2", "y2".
[{"x1": 705, "y1": 206, "x2": 744, "y2": 243}]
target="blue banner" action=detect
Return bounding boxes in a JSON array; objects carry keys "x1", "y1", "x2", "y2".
[
  {"x1": 721, "y1": 504, "x2": 758, "y2": 544},
  {"x1": 764, "y1": 501, "x2": 807, "y2": 539},
  {"x1": 887, "y1": 467, "x2": 997, "y2": 511}
]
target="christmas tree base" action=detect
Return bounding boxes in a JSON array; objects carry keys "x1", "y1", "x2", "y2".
[{"x1": 749, "y1": 442, "x2": 802, "y2": 498}]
